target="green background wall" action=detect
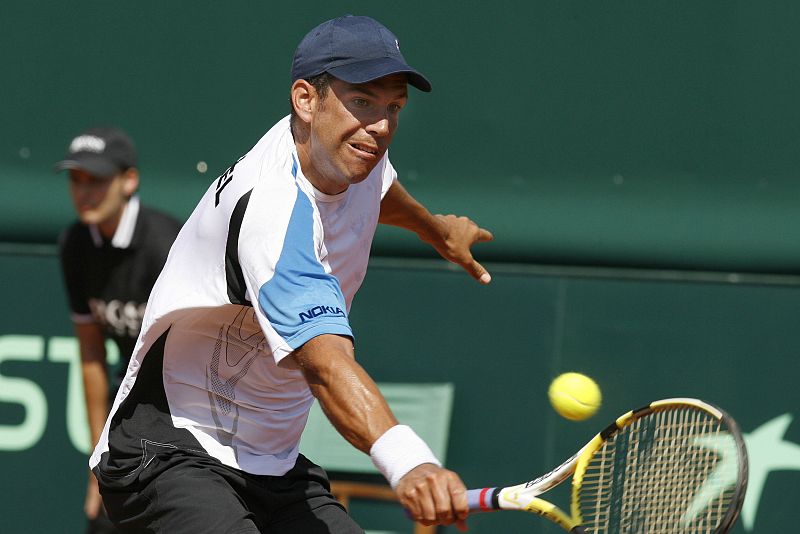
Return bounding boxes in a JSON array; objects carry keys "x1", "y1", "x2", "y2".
[
  {"x1": 2, "y1": 1, "x2": 800, "y2": 533},
  {"x1": 3, "y1": 1, "x2": 800, "y2": 271},
  {"x1": 1, "y1": 251, "x2": 798, "y2": 532}
]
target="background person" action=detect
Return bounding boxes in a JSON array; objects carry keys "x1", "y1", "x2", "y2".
[{"x1": 55, "y1": 126, "x2": 182, "y2": 534}]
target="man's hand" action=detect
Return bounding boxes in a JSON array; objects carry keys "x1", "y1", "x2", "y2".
[
  {"x1": 396, "y1": 463, "x2": 469, "y2": 531},
  {"x1": 379, "y1": 181, "x2": 493, "y2": 285},
  {"x1": 422, "y1": 214, "x2": 494, "y2": 285}
]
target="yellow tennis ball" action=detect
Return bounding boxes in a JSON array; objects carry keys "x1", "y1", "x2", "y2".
[{"x1": 548, "y1": 372, "x2": 602, "y2": 421}]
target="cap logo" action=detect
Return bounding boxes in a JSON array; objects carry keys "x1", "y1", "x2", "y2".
[
  {"x1": 395, "y1": 39, "x2": 400, "y2": 51},
  {"x1": 69, "y1": 135, "x2": 106, "y2": 154}
]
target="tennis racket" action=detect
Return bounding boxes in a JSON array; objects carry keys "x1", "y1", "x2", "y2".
[{"x1": 467, "y1": 398, "x2": 748, "y2": 533}]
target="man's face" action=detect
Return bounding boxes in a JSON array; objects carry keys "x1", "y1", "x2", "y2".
[
  {"x1": 306, "y1": 74, "x2": 408, "y2": 194},
  {"x1": 68, "y1": 169, "x2": 130, "y2": 228}
]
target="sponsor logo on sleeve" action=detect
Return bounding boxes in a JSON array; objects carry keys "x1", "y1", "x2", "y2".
[{"x1": 298, "y1": 305, "x2": 345, "y2": 322}]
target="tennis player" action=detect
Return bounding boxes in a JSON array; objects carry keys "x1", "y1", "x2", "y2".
[{"x1": 90, "y1": 15, "x2": 492, "y2": 533}]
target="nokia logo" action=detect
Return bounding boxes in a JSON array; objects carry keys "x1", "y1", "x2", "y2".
[{"x1": 299, "y1": 305, "x2": 345, "y2": 322}]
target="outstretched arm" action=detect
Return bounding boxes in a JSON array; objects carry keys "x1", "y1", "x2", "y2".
[
  {"x1": 379, "y1": 180, "x2": 493, "y2": 284},
  {"x1": 292, "y1": 334, "x2": 468, "y2": 530}
]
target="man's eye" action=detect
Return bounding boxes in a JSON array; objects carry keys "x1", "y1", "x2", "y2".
[
  {"x1": 388, "y1": 104, "x2": 402, "y2": 114},
  {"x1": 353, "y1": 98, "x2": 369, "y2": 107}
]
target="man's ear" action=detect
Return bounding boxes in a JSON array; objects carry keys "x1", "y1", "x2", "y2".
[
  {"x1": 291, "y1": 79, "x2": 316, "y2": 124},
  {"x1": 121, "y1": 168, "x2": 140, "y2": 197}
]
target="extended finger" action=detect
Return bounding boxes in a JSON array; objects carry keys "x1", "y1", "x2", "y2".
[
  {"x1": 475, "y1": 227, "x2": 494, "y2": 243},
  {"x1": 469, "y1": 258, "x2": 492, "y2": 285},
  {"x1": 446, "y1": 246, "x2": 491, "y2": 284}
]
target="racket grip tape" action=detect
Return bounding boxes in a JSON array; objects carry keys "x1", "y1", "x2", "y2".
[
  {"x1": 466, "y1": 487, "x2": 499, "y2": 513},
  {"x1": 402, "y1": 486, "x2": 498, "y2": 520}
]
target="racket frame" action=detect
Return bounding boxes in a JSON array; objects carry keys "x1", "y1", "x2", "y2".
[{"x1": 471, "y1": 397, "x2": 748, "y2": 534}]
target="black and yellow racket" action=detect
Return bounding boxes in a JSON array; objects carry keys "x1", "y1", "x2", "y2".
[{"x1": 467, "y1": 398, "x2": 748, "y2": 533}]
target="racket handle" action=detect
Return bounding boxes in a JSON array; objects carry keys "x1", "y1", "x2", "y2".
[
  {"x1": 402, "y1": 488, "x2": 498, "y2": 521},
  {"x1": 467, "y1": 487, "x2": 498, "y2": 513}
]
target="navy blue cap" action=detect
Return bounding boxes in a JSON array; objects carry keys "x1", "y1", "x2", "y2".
[
  {"x1": 291, "y1": 15, "x2": 432, "y2": 92},
  {"x1": 55, "y1": 126, "x2": 137, "y2": 178}
]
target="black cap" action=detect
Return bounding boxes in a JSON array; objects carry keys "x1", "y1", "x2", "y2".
[
  {"x1": 54, "y1": 126, "x2": 137, "y2": 178},
  {"x1": 291, "y1": 15, "x2": 432, "y2": 92}
]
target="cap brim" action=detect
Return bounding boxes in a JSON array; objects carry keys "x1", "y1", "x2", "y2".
[
  {"x1": 328, "y1": 57, "x2": 432, "y2": 92},
  {"x1": 54, "y1": 154, "x2": 120, "y2": 178}
]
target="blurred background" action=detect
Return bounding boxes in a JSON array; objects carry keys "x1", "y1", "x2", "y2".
[{"x1": 1, "y1": 1, "x2": 799, "y2": 532}]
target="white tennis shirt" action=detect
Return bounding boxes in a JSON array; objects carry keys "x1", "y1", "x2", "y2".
[{"x1": 90, "y1": 116, "x2": 396, "y2": 476}]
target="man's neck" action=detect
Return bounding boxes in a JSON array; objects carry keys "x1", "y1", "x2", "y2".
[
  {"x1": 294, "y1": 141, "x2": 348, "y2": 195},
  {"x1": 96, "y1": 201, "x2": 128, "y2": 240}
]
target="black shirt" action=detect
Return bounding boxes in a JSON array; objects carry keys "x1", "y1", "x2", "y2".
[{"x1": 59, "y1": 198, "x2": 182, "y2": 382}]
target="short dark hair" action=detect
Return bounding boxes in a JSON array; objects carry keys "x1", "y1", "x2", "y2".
[{"x1": 289, "y1": 72, "x2": 332, "y2": 132}]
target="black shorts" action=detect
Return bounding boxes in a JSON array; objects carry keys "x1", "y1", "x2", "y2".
[{"x1": 94, "y1": 450, "x2": 363, "y2": 534}]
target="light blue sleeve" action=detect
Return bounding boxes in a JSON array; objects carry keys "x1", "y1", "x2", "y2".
[{"x1": 257, "y1": 186, "x2": 352, "y2": 350}]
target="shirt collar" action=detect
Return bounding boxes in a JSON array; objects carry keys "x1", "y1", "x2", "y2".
[{"x1": 88, "y1": 195, "x2": 140, "y2": 249}]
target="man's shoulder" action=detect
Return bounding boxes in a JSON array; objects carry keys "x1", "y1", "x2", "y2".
[
  {"x1": 137, "y1": 205, "x2": 183, "y2": 234},
  {"x1": 131, "y1": 204, "x2": 183, "y2": 258},
  {"x1": 57, "y1": 221, "x2": 99, "y2": 273},
  {"x1": 247, "y1": 115, "x2": 294, "y2": 171},
  {"x1": 138, "y1": 204, "x2": 181, "y2": 224},
  {"x1": 58, "y1": 220, "x2": 91, "y2": 251},
  {"x1": 222, "y1": 117, "x2": 296, "y2": 200}
]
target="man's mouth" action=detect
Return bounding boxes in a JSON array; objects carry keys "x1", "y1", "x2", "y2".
[{"x1": 349, "y1": 142, "x2": 379, "y2": 156}]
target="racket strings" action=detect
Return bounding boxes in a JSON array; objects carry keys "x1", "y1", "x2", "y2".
[{"x1": 576, "y1": 407, "x2": 739, "y2": 533}]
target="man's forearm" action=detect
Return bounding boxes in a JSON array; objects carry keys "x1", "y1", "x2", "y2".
[
  {"x1": 293, "y1": 334, "x2": 441, "y2": 489},
  {"x1": 75, "y1": 322, "x2": 109, "y2": 447},
  {"x1": 294, "y1": 335, "x2": 397, "y2": 453},
  {"x1": 379, "y1": 180, "x2": 494, "y2": 284},
  {"x1": 82, "y1": 360, "x2": 109, "y2": 446},
  {"x1": 378, "y1": 180, "x2": 442, "y2": 242}
]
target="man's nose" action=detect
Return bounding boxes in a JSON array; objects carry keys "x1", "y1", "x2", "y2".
[{"x1": 367, "y1": 116, "x2": 390, "y2": 137}]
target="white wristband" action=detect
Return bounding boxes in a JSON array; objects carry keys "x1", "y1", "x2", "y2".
[{"x1": 370, "y1": 425, "x2": 441, "y2": 489}]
